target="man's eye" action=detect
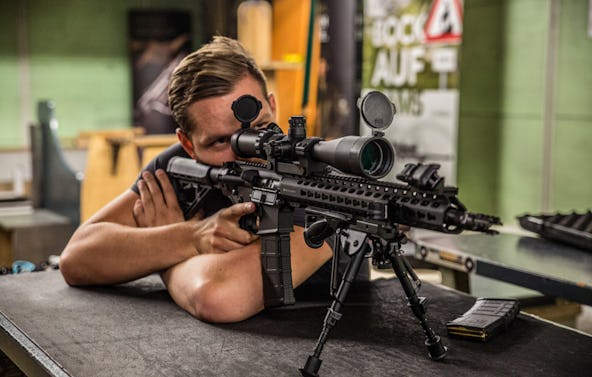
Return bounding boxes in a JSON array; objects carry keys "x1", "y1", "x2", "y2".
[{"x1": 213, "y1": 137, "x2": 230, "y2": 146}]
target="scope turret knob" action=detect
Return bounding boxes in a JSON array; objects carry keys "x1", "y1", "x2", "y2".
[{"x1": 288, "y1": 116, "x2": 307, "y2": 142}]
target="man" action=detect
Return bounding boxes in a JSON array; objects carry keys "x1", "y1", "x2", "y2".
[{"x1": 60, "y1": 36, "x2": 334, "y2": 323}]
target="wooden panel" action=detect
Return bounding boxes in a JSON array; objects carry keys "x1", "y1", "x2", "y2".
[
  {"x1": 80, "y1": 132, "x2": 178, "y2": 222},
  {"x1": 0, "y1": 230, "x2": 12, "y2": 268},
  {"x1": 133, "y1": 134, "x2": 179, "y2": 166},
  {"x1": 80, "y1": 131, "x2": 140, "y2": 222},
  {"x1": 271, "y1": 0, "x2": 320, "y2": 135},
  {"x1": 237, "y1": 0, "x2": 272, "y2": 66}
]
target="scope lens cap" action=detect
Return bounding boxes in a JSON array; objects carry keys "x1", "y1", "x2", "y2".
[
  {"x1": 232, "y1": 95, "x2": 262, "y2": 127},
  {"x1": 358, "y1": 91, "x2": 396, "y2": 130}
]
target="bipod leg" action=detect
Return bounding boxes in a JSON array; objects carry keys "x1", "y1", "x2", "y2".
[
  {"x1": 300, "y1": 246, "x2": 367, "y2": 377},
  {"x1": 386, "y1": 243, "x2": 448, "y2": 361}
]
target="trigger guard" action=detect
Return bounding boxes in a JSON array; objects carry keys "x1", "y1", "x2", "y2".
[{"x1": 239, "y1": 213, "x2": 259, "y2": 234}]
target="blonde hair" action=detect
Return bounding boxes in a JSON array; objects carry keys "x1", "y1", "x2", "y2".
[{"x1": 168, "y1": 36, "x2": 268, "y2": 134}]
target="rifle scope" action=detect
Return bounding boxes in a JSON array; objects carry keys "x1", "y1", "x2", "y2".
[
  {"x1": 230, "y1": 92, "x2": 396, "y2": 180},
  {"x1": 231, "y1": 120, "x2": 394, "y2": 179}
]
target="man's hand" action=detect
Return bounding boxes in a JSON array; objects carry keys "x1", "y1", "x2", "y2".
[
  {"x1": 134, "y1": 169, "x2": 184, "y2": 227},
  {"x1": 134, "y1": 169, "x2": 257, "y2": 255},
  {"x1": 191, "y1": 202, "x2": 259, "y2": 254}
]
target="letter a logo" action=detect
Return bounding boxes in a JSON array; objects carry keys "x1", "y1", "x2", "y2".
[{"x1": 424, "y1": 0, "x2": 463, "y2": 44}]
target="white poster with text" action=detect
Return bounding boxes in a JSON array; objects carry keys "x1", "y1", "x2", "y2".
[{"x1": 361, "y1": 0, "x2": 463, "y2": 184}]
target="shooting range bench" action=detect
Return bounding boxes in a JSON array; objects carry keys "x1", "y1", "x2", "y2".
[
  {"x1": 1, "y1": 269, "x2": 590, "y2": 376},
  {"x1": 410, "y1": 231, "x2": 592, "y2": 326},
  {"x1": 0, "y1": 210, "x2": 73, "y2": 272}
]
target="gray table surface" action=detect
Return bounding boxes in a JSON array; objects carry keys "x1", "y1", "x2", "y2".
[
  {"x1": 413, "y1": 232, "x2": 592, "y2": 305},
  {"x1": 0, "y1": 209, "x2": 70, "y2": 230}
]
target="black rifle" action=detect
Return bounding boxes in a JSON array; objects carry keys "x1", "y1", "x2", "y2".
[{"x1": 167, "y1": 92, "x2": 501, "y2": 376}]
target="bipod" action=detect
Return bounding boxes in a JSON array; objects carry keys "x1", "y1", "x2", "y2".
[
  {"x1": 300, "y1": 229, "x2": 368, "y2": 377},
  {"x1": 300, "y1": 231, "x2": 448, "y2": 377}
]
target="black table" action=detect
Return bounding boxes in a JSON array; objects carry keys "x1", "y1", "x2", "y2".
[{"x1": 1, "y1": 270, "x2": 591, "y2": 377}]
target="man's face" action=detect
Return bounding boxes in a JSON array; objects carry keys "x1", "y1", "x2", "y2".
[{"x1": 181, "y1": 75, "x2": 276, "y2": 166}]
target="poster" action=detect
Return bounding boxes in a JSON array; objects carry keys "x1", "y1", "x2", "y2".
[
  {"x1": 129, "y1": 10, "x2": 192, "y2": 134},
  {"x1": 361, "y1": 0, "x2": 463, "y2": 183}
]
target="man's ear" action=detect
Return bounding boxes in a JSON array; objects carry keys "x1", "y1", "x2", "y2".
[
  {"x1": 267, "y1": 92, "x2": 277, "y2": 119},
  {"x1": 176, "y1": 129, "x2": 196, "y2": 159}
]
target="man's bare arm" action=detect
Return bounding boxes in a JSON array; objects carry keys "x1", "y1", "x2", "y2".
[
  {"x1": 59, "y1": 189, "x2": 200, "y2": 286},
  {"x1": 60, "y1": 170, "x2": 257, "y2": 286}
]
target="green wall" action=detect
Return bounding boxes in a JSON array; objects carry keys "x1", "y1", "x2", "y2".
[
  {"x1": 552, "y1": 0, "x2": 592, "y2": 211},
  {"x1": 497, "y1": 0, "x2": 549, "y2": 221},
  {"x1": 0, "y1": 2, "x2": 21, "y2": 147},
  {"x1": 0, "y1": 0, "x2": 203, "y2": 148},
  {"x1": 459, "y1": 0, "x2": 592, "y2": 223},
  {"x1": 457, "y1": 0, "x2": 504, "y2": 216}
]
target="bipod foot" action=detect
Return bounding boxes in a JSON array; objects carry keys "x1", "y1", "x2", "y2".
[
  {"x1": 386, "y1": 242, "x2": 448, "y2": 361},
  {"x1": 300, "y1": 355, "x2": 322, "y2": 377},
  {"x1": 426, "y1": 334, "x2": 448, "y2": 360}
]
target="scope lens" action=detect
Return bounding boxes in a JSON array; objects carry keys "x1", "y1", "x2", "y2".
[
  {"x1": 361, "y1": 141, "x2": 382, "y2": 175},
  {"x1": 359, "y1": 139, "x2": 394, "y2": 178}
]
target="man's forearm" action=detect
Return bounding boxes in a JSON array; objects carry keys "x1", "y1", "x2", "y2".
[
  {"x1": 60, "y1": 221, "x2": 196, "y2": 286},
  {"x1": 161, "y1": 227, "x2": 333, "y2": 323}
]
